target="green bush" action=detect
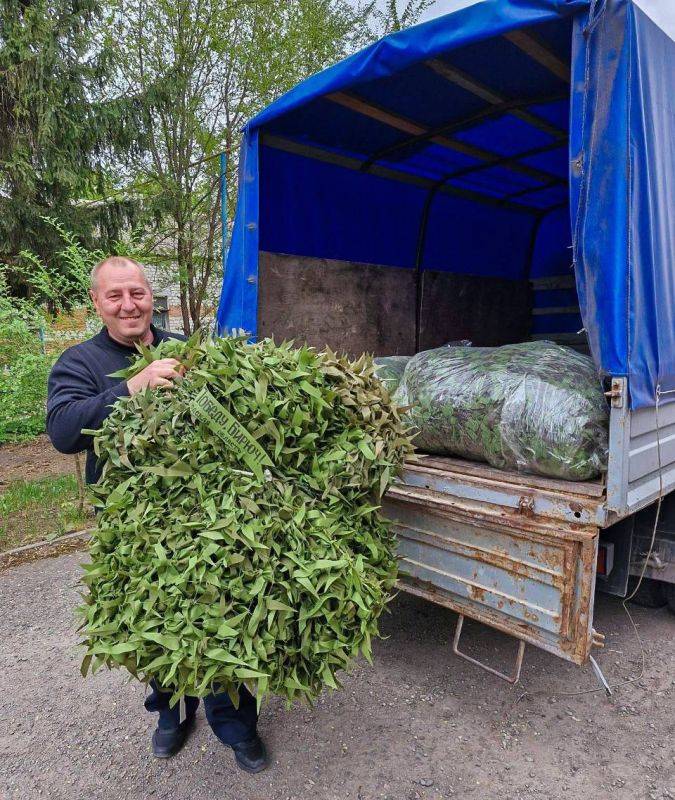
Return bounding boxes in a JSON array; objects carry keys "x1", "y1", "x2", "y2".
[
  {"x1": 0, "y1": 352, "x2": 52, "y2": 442},
  {"x1": 0, "y1": 309, "x2": 52, "y2": 443},
  {"x1": 0, "y1": 314, "x2": 41, "y2": 368}
]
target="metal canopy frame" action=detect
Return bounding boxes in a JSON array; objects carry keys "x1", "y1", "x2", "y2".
[
  {"x1": 425, "y1": 58, "x2": 567, "y2": 139},
  {"x1": 265, "y1": 24, "x2": 571, "y2": 217},
  {"x1": 263, "y1": 21, "x2": 574, "y2": 357},
  {"x1": 359, "y1": 90, "x2": 568, "y2": 171},
  {"x1": 262, "y1": 134, "x2": 544, "y2": 215},
  {"x1": 327, "y1": 90, "x2": 562, "y2": 188}
]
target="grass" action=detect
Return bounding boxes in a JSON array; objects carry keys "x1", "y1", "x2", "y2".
[{"x1": 0, "y1": 474, "x2": 93, "y2": 553}]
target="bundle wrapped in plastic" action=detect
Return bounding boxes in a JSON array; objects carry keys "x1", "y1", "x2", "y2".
[
  {"x1": 393, "y1": 340, "x2": 609, "y2": 480},
  {"x1": 373, "y1": 356, "x2": 410, "y2": 395}
]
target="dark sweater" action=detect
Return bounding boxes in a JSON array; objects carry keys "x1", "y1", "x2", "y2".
[{"x1": 46, "y1": 325, "x2": 186, "y2": 484}]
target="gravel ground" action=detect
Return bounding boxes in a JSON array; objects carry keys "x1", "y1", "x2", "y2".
[{"x1": 1, "y1": 551, "x2": 673, "y2": 800}]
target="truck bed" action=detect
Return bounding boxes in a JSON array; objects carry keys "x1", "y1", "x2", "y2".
[
  {"x1": 396, "y1": 454, "x2": 607, "y2": 526},
  {"x1": 383, "y1": 454, "x2": 606, "y2": 665}
]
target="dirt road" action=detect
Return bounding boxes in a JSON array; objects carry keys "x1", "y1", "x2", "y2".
[{"x1": 1, "y1": 551, "x2": 673, "y2": 800}]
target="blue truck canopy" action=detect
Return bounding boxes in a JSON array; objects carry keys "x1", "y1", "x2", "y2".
[{"x1": 216, "y1": 0, "x2": 674, "y2": 410}]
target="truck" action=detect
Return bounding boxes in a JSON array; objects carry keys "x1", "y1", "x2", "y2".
[{"x1": 216, "y1": 0, "x2": 675, "y2": 686}]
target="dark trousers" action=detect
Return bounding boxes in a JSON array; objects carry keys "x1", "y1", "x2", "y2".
[{"x1": 144, "y1": 680, "x2": 258, "y2": 746}]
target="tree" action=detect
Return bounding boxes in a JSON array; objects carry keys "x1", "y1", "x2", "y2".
[
  {"x1": 107, "y1": 0, "x2": 374, "y2": 334},
  {"x1": 372, "y1": 0, "x2": 434, "y2": 35},
  {"x1": 0, "y1": 0, "x2": 137, "y2": 290},
  {"x1": 1, "y1": 0, "x2": 433, "y2": 321}
]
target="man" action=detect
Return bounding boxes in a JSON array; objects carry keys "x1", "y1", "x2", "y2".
[{"x1": 46, "y1": 256, "x2": 268, "y2": 773}]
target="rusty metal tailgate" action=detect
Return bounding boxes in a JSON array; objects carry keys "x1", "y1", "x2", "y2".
[{"x1": 383, "y1": 457, "x2": 605, "y2": 664}]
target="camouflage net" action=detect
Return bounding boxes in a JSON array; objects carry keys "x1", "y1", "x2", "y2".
[
  {"x1": 373, "y1": 356, "x2": 410, "y2": 396},
  {"x1": 389, "y1": 341, "x2": 609, "y2": 481}
]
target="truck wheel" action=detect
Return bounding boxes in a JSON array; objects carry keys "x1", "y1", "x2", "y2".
[
  {"x1": 665, "y1": 584, "x2": 675, "y2": 614},
  {"x1": 626, "y1": 577, "x2": 667, "y2": 608}
]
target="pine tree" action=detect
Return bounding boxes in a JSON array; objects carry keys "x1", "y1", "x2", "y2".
[{"x1": 0, "y1": 0, "x2": 136, "y2": 293}]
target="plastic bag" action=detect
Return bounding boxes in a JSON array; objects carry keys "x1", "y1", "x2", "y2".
[
  {"x1": 373, "y1": 342, "x2": 471, "y2": 395},
  {"x1": 394, "y1": 340, "x2": 609, "y2": 480},
  {"x1": 374, "y1": 356, "x2": 410, "y2": 395}
]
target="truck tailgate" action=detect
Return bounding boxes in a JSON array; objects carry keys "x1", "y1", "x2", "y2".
[{"x1": 383, "y1": 456, "x2": 606, "y2": 665}]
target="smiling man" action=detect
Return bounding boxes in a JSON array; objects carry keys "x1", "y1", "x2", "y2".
[
  {"x1": 47, "y1": 256, "x2": 187, "y2": 484},
  {"x1": 46, "y1": 255, "x2": 267, "y2": 773}
]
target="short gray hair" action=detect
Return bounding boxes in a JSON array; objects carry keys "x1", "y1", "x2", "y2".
[{"x1": 90, "y1": 256, "x2": 150, "y2": 293}]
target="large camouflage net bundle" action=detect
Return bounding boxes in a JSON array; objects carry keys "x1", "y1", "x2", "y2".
[
  {"x1": 78, "y1": 335, "x2": 412, "y2": 707},
  {"x1": 392, "y1": 340, "x2": 609, "y2": 480}
]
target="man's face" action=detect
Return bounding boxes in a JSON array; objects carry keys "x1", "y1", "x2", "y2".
[{"x1": 90, "y1": 262, "x2": 154, "y2": 344}]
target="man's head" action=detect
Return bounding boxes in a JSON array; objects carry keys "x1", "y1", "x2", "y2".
[{"x1": 90, "y1": 256, "x2": 154, "y2": 345}]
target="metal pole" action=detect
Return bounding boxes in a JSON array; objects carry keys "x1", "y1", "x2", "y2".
[
  {"x1": 220, "y1": 151, "x2": 227, "y2": 273},
  {"x1": 413, "y1": 185, "x2": 441, "y2": 354}
]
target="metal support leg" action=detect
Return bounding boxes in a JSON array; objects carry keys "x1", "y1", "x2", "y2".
[
  {"x1": 452, "y1": 614, "x2": 526, "y2": 684},
  {"x1": 589, "y1": 654, "x2": 613, "y2": 697}
]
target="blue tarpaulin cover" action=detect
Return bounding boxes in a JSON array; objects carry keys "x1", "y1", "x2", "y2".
[{"x1": 217, "y1": 0, "x2": 675, "y2": 410}]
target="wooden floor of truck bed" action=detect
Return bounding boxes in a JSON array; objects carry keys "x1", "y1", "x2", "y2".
[{"x1": 407, "y1": 453, "x2": 606, "y2": 497}]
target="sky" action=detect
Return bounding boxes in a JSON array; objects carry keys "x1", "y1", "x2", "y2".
[
  {"x1": 346, "y1": 0, "x2": 476, "y2": 24},
  {"x1": 418, "y1": 0, "x2": 476, "y2": 21},
  {"x1": 402, "y1": 0, "x2": 674, "y2": 39}
]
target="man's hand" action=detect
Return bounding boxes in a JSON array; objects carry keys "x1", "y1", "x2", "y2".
[{"x1": 126, "y1": 359, "x2": 185, "y2": 395}]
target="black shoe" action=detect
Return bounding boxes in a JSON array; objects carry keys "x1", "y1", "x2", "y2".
[
  {"x1": 231, "y1": 735, "x2": 268, "y2": 773},
  {"x1": 151, "y1": 718, "x2": 194, "y2": 759}
]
